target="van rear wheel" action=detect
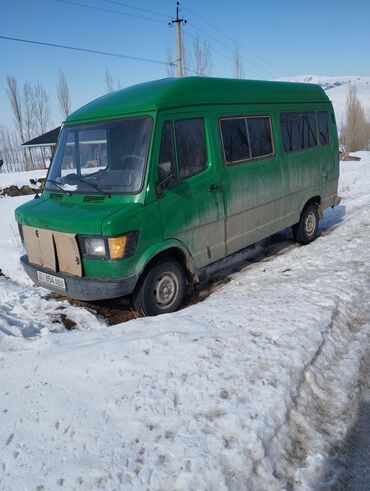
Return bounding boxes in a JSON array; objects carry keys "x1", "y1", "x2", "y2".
[
  {"x1": 292, "y1": 204, "x2": 319, "y2": 244},
  {"x1": 133, "y1": 259, "x2": 186, "y2": 316}
]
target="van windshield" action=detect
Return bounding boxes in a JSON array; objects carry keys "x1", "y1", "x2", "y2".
[{"x1": 46, "y1": 117, "x2": 153, "y2": 194}]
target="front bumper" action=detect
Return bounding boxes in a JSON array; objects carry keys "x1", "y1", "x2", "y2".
[{"x1": 20, "y1": 255, "x2": 138, "y2": 301}]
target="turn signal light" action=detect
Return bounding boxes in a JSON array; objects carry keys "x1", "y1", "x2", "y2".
[{"x1": 108, "y1": 236, "x2": 127, "y2": 260}]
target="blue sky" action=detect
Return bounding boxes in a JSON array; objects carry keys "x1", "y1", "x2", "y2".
[{"x1": 0, "y1": 0, "x2": 369, "y2": 129}]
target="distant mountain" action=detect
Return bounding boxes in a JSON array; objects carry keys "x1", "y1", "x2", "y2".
[{"x1": 277, "y1": 75, "x2": 370, "y2": 128}]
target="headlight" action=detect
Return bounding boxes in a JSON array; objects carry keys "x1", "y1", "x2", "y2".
[
  {"x1": 85, "y1": 237, "x2": 106, "y2": 257},
  {"x1": 78, "y1": 232, "x2": 139, "y2": 260}
]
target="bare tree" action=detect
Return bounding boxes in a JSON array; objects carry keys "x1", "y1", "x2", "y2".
[
  {"x1": 6, "y1": 75, "x2": 24, "y2": 141},
  {"x1": 104, "y1": 69, "x2": 121, "y2": 93},
  {"x1": 166, "y1": 48, "x2": 176, "y2": 77},
  {"x1": 22, "y1": 82, "x2": 37, "y2": 167},
  {"x1": 0, "y1": 124, "x2": 23, "y2": 172},
  {"x1": 340, "y1": 84, "x2": 370, "y2": 152},
  {"x1": 57, "y1": 69, "x2": 71, "y2": 118},
  {"x1": 192, "y1": 34, "x2": 212, "y2": 76},
  {"x1": 6, "y1": 74, "x2": 30, "y2": 169},
  {"x1": 233, "y1": 45, "x2": 245, "y2": 79},
  {"x1": 33, "y1": 82, "x2": 51, "y2": 135},
  {"x1": 105, "y1": 69, "x2": 114, "y2": 93},
  {"x1": 182, "y1": 43, "x2": 192, "y2": 77},
  {"x1": 23, "y1": 83, "x2": 36, "y2": 141},
  {"x1": 33, "y1": 82, "x2": 52, "y2": 168}
]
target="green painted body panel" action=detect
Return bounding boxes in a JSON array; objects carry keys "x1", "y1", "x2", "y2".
[
  {"x1": 65, "y1": 77, "x2": 329, "y2": 124},
  {"x1": 15, "y1": 77, "x2": 339, "y2": 292}
]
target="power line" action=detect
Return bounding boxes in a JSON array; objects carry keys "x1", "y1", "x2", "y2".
[
  {"x1": 56, "y1": 0, "x2": 167, "y2": 25},
  {"x1": 186, "y1": 21, "x2": 277, "y2": 78},
  {"x1": 182, "y1": 4, "x2": 285, "y2": 77},
  {"x1": 0, "y1": 35, "x2": 173, "y2": 67},
  {"x1": 103, "y1": 0, "x2": 171, "y2": 20},
  {"x1": 183, "y1": 30, "x2": 234, "y2": 65}
]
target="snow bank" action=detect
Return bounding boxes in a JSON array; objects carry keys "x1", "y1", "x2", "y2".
[
  {"x1": 0, "y1": 169, "x2": 47, "y2": 191},
  {"x1": 0, "y1": 154, "x2": 369, "y2": 490}
]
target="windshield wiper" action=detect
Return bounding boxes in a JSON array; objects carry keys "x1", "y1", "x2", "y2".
[
  {"x1": 67, "y1": 175, "x2": 111, "y2": 198},
  {"x1": 46, "y1": 179, "x2": 72, "y2": 196}
]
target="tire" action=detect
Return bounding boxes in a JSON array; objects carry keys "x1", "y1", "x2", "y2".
[
  {"x1": 292, "y1": 204, "x2": 319, "y2": 244},
  {"x1": 133, "y1": 259, "x2": 186, "y2": 316}
]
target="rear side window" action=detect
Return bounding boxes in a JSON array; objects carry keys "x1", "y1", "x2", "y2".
[
  {"x1": 280, "y1": 112, "x2": 317, "y2": 152},
  {"x1": 219, "y1": 118, "x2": 250, "y2": 163},
  {"x1": 175, "y1": 118, "x2": 207, "y2": 179},
  {"x1": 220, "y1": 116, "x2": 273, "y2": 164},
  {"x1": 318, "y1": 111, "x2": 330, "y2": 145},
  {"x1": 248, "y1": 117, "x2": 273, "y2": 157},
  {"x1": 158, "y1": 121, "x2": 176, "y2": 181}
]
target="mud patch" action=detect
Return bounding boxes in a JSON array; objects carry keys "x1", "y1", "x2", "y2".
[
  {"x1": 48, "y1": 294, "x2": 137, "y2": 326},
  {"x1": 45, "y1": 231, "x2": 296, "y2": 325},
  {"x1": 53, "y1": 313, "x2": 77, "y2": 330},
  {"x1": 0, "y1": 178, "x2": 44, "y2": 197}
]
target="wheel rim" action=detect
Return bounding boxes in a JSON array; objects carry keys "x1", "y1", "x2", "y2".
[
  {"x1": 153, "y1": 271, "x2": 179, "y2": 309},
  {"x1": 304, "y1": 211, "x2": 316, "y2": 236}
]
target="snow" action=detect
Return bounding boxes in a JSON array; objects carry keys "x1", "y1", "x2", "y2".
[
  {"x1": 0, "y1": 154, "x2": 370, "y2": 490},
  {"x1": 0, "y1": 169, "x2": 47, "y2": 192}
]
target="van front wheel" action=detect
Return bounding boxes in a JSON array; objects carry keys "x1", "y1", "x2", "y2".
[
  {"x1": 133, "y1": 259, "x2": 186, "y2": 316},
  {"x1": 292, "y1": 204, "x2": 319, "y2": 244}
]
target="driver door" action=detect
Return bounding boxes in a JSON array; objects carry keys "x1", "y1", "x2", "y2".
[{"x1": 155, "y1": 112, "x2": 225, "y2": 268}]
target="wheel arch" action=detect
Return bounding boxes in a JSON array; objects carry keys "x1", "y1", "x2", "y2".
[
  {"x1": 136, "y1": 241, "x2": 199, "y2": 286},
  {"x1": 300, "y1": 195, "x2": 322, "y2": 219}
]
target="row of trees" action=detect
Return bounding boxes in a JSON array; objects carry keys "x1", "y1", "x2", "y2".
[
  {"x1": 0, "y1": 38, "x2": 249, "y2": 173},
  {"x1": 166, "y1": 34, "x2": 245, "y2": 79},
  {"x1": 340, "y1": 84, "x2": 370, "y2": 153},
  {"x1": 0, "y1": 70, "x2": 71, "y2": 172},
  {"x1": 1, "y1": 68, "x2": 124, "y2": 173}
]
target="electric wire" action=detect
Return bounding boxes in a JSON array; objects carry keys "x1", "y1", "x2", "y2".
[
  {"x1": 0, "y1": 35, "x2": 173, "y2": 67},
  {"x1": 186, "y1": 20, "x2": 278, "y2": 79},
  {"x1": 102, "y1": 0, "x2": 171, "y2": 20},
  {"x1": 55, "y1": 0, "x2": 277, "y2": 78},
  {"x1": 56, "y1": 0, "x2": 167, "y2": 25},
  {"x1": 182, "y1": 4, "x2": 285, "y2": 77},
  {"x1": 183, "y1": 30, "x2": 234, "y2": 65}
]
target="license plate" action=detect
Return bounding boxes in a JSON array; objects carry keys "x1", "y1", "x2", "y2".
[{"x1": 37, "y1": 271, "x2": 66, "y2": 290}]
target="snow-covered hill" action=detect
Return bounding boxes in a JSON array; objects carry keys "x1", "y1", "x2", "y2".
[{"x1": 278, "y1": 75, "x2": 370, "y2": 128}]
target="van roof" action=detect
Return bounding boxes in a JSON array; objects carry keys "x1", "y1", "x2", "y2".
[{"x1": 66, "y1": 77, "x2": 330, "y2": 124}]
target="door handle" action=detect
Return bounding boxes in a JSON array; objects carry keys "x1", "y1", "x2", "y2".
[{"x1": 209, "y1": 184, "x2": 223, "y2": 192}]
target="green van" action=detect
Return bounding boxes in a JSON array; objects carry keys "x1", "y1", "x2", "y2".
[{"x1": 15, "y1": 77, "x2": 341, "y2": 316}]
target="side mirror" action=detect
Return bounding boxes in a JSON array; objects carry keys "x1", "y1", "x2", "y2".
[
  {"x1": 156, "y1": 162, "x2": 178, "y2": 198},
  {"x1": 158, "y1": 161, "x2": 172, "y2": 182}
]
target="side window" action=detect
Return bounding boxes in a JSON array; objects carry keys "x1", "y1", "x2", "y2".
[
  {"x1": 302, "y1": 112, "x2": 317, "y2": 148},
  {"x1": 281, "y1": 112, "x2": 318, "y2": 152},
  {"x1": 220, "y1": 116, "x2": 273, "y2": 164},
  {"x1": 318, "y1": 111, "x2": 330, "y2": 145},
  {"x1": 248, "y1": 117, "x2": 273, "y2": 158},
  {"x1": 175, "y1": 118, "x2": 207, "y2": 179},
  {"x1": 158, "y1": 121, "x2": 176, "y2": 181},
  {"x1": 220, "y1": 118, "x2": 250, "y2": 163}
]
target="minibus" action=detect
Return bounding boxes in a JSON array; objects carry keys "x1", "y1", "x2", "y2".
[{"x1": 15, "y1": 77, "x2": 341, "y2": 316}]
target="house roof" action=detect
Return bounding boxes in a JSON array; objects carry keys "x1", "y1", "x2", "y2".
[
  {"x1": 65, "y1": 77, "x2": 330, "y2": 125},
  {"x1": 22, "y1": 126, "x2": 61, "y2": 148}
]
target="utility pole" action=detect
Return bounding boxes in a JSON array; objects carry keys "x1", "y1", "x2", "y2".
[{"x1": 169, "y1": 1, "x2": 187, "y2": 77}]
